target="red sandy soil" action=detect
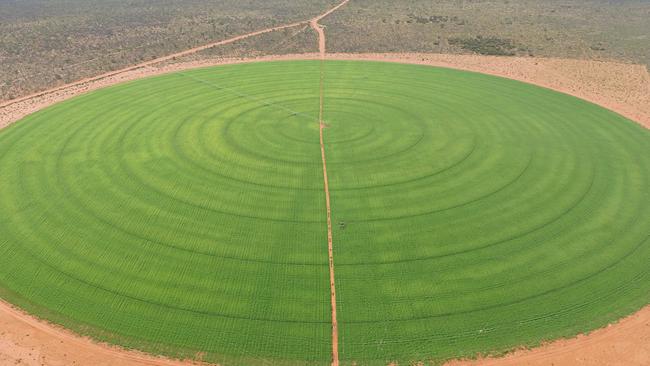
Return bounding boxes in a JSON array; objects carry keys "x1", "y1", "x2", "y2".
[
  {"x1": 445, "y1": 305, "x2": 650, "y2": 366},
  {"x1": 1, "y1": 22, "x2": 649, "y2": 366},
  {"x1": 0, "y1": 300, "x2": 208, "y2": 366}
]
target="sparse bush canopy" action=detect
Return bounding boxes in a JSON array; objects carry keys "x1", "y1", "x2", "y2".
[
  {"x1": 1, "y1": 0, "x2": 650, "y2": 101},
  {"x1": 449, "y1": 35, "x2": 517, "y2": 56}
]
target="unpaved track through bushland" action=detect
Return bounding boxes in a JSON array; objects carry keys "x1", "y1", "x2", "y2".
[
  {"x1": 0, "y1": 23, "x2": 304, "y2": 109},
  {"x1": 0, "y1": 0, "x2": 350, "y2": 110}
]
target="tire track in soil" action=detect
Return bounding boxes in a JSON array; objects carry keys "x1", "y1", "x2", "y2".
[{"x1": 309, "y1": 2, "x2": 350, "y2": 365}]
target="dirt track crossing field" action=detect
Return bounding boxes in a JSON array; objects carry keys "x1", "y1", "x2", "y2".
[{"x1": 309, "y1": 3, "x2": 348, "y2": 364}]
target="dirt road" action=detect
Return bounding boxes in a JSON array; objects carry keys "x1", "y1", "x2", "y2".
[{"x1": 309, "y1": 3, "x2": 349, "y2": 365}]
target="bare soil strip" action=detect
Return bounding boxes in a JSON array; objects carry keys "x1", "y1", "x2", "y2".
[
  {"x1": 318, "y1": 95, "x2": 339, "y2": 366},
  {"x1": 310, "y1": 0, "x2": 349, "y2": 56},
  {"x1": 311, "y1": 20, "x2": 327, "y2": 57},
  {"x1": 1, "y1": 47, "x2": 649, "y2": 366},
  {"x1": 309, "y1": 4, "x2": 350, "y2": 365}
]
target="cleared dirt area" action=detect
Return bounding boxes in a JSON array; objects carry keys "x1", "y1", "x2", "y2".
[
  {"x1": 445, "y1": 305, "x2": 650, "y2": 366},
  {"x1": 0, "y1": 300, "x2": 206, "y2": 366},
  {"x1": 0, "y1": 53, "x2": 648, "y2": 366}
]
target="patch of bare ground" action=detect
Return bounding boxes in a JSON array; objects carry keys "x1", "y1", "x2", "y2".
[
  {"x1": 0, "y1": 52, "x2": 648, "y2": 366},
  {"x1": 0, "y1": 300, "x2": 210, "y2": 366},
  {"x1": 444, "y1": 305, "x2": 650, "y2": 366}
]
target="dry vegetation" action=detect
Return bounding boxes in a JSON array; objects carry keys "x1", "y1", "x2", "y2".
[
  {"x1": 172, "y1": 24, "x2": 319, "y2": 62},
  {"x1": 0, "y1": 0, "x2": 335, "y2": 100},
  {"x1": 2, "y1": 0, "x2": 649, "y2": 102},
  {"x1": 3, "y1": 0, "x2": 650, "y2": 103},
  {"x1": 323, "y1": 0, "x2": 650, "y2": 63}
]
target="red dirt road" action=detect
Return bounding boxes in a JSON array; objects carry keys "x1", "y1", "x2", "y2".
[
  {"x1": 0, "y1": 0, "x2": 351, "y2": 111},
  {"x1": 311, "y1": 20, "x2": 326, "y2": 57},
  {"x1": 311, "y1": 0, "x2": 349, "y2": 56}
]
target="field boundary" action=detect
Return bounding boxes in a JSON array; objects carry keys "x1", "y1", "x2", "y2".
[
  {"x1": 0, "y1": 299, "x2": 201, "y2": 366},
  {"x1": 0, "y1": 53, "x2": 648, "y2": 366},
  {"x1": 444, "y1": 304, "x2": 650, "y2": 366},
  {"x1": 2, "y1": 53, "x2": 648, "y2": 131}
]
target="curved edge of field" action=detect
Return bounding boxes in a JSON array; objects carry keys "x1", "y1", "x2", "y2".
[
  {"x1": 323, "y1": 53, "x2": 650, "y2": 130},
  {"x1": 2, "y1": 53, "x2": 648, "y2": 132},
  {"x1": 2, "y1": 291, "x2": 649, "y2": 366},
  {"x1": 0, "y1": 299, "x2": 201, "y2": 366},
  {"x1": 0, "y1": 286, "x2": 316, "y2": 366},
  {"x1": 0, "y1": 54, "x2": 648, "y2": 366},
  {"x1": 444, "y1": 304, "x2": 650, "y2": 366}
]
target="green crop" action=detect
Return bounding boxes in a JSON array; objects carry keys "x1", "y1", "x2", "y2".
[{"x1": 0, "y1": 60, "x2": 648, "y2": 365}]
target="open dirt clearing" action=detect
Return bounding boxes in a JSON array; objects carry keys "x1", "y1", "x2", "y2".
[
  {"x1": 0, "y1": 53, "x2": 648, "y2": 366},
  {"x1": 0, "y1": 300, "x2": 206, "y2": 366},
  {"x1": 445, "y1": 305, "x2": 650, "y2": 366}
]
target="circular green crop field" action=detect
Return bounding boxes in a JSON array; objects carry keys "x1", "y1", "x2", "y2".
[{"x1": 0, "y1": 61, "x2": 649, "y2": 365}]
